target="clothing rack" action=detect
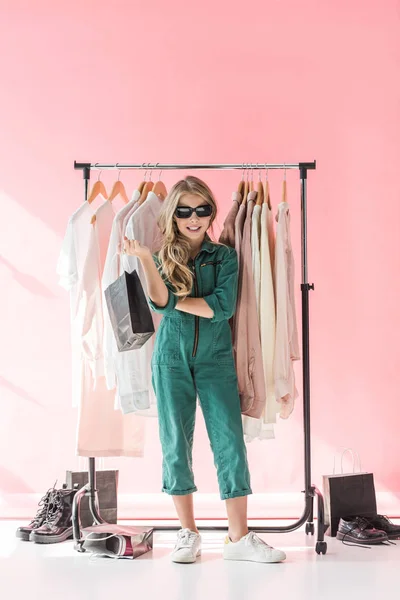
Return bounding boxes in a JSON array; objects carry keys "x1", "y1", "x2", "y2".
[{"x1": 72, "y1": 160, "x2": 327, "y2": 556}]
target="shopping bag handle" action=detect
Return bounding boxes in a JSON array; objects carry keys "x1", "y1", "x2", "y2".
[
  {"x1": 333, "y1": 447, "x2": 362, "y2": 474},
  {"x1": 120, "y1": 237, "x2": 137, "y2": 274}
]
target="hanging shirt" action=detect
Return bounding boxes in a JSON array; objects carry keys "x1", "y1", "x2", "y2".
[
  {"x1": 251, "y1": 203, "x2": 262, "y2": 316},
  {"x1": 57, "y1": 201, "x2": 96, "y2": 296},
  {"x1": 75, "y1": 199, "x2": 145, "y2": 457},
  {"x1": 115, "y1": 191, "x2": 163, "y2": 416},
  {"x1": 78, "y1": 201, "x2": 116, "y2": 383},
  {"x1": 102, "y1": 190, "x2": 141, "y2": 390},
  {"x1": 234, "y1": 192, "x2": 266, "y2": 419},
  {"x1": 267, "y1": 199, "x2": 275, "y2": 281},
  {"x1": 76, "y1": 359, "x2": 146, "y2": 458},
  {"x1": 234, "y1": 201, "x2": 246, "y2": 269},
  {"x1": 242, "y1": 415, "x2": 275, "y2": 443},
  {"x1": 274, "y1": 201, "x2": 300, "y2": 419},
  {"x1": 233, "y1": 200, "x2": 247, "y2": 344},
  {"x1": 260, "y1": 202, "x2": 279, "y2": 424},
  {"x1": 121, "y1": 195, "x2": 141, "y2": 239},
  {"x1": 242, "y1": 200, "x2": 276, "y2": 442},
  {"x1": 57, "y1": 197, "x2": 106, "y2": 406},
  {"x1": 219, "y1": 191, "x2": 242, "y2": 342}
]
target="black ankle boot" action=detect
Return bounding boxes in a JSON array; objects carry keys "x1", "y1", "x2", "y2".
[
  {"x1": 31, "y1": 486, "x2": 78, "y2": 544},
  {"x1": 16, "y1": 485, "x2": 57, "y2": 541}
]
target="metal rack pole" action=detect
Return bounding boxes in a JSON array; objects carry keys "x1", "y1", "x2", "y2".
[
  {"x1": 74, "y1": 161, "x2": 316, "y2": 171},
  {"x1": 71, "y1": 160, "x2": 326, "y2": 555}
]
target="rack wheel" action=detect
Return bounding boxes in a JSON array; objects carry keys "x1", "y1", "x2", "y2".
[
  {"x1": 316, "y1": 541, "x2": 327, "y2": 555},
  {"x1": 305, "y1": 522, "x2": 315, "y2": 536},
  {"x1": 74, "y1": 542, "x2": 86, "y2": 553}
]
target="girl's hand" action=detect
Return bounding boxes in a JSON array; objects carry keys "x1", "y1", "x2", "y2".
[{"x1": 121, "y1": 237, "x2": 152, "y2": 260}]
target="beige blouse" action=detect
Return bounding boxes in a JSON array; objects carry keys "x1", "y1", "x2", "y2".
[{"x1": 274, "y1": 201, "x2": 300, "y2": 418}]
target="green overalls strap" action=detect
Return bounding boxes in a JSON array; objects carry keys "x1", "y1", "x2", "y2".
[{"x1": 148, "y1": 238, "x2": 252, "y2": 501}]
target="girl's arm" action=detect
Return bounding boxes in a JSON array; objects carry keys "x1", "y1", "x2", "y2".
[
  {"x1": 175, "y1": 297, "x2": 214, "y2": 318},
  {"x1": 123, "y1": 238, "x2": 169, "y2": 308},
  {"x1": 175, "y1": 246, "x2": 239, "y2": 320},
  {"x1": 122, "y1": 238, "x2": 233, "y2": 321},
  {"x1": 140, "y1": 254, "x2": 169, "y2": 308}
]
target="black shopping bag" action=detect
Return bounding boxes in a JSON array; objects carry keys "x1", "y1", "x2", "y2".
[
  {"x1": 105, "y1": 270, "x2": 154, "y2": 352},
  {"x1": 323, "y1": 449, "x2": 377, "y2": 537},
  {"x1": 66, "y1": 470, "x2": 119, "y2": 529}
]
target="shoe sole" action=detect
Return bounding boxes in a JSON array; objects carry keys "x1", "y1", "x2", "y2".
[
  {"x1": 171, "y1": 549, "x2": 201, "y2": 563},
  {"x1": 336, "y1": 532, "x2": 388, "y2": 545},
  {"x1": 31, "y1": 527, "x2": 73, "y2": 544},
  {"x1": 16, "y1": 531, "x2": 32, "y2": 542},
  {"x1": 223, "y1": 553, "x2": 286, "y2": 563}
]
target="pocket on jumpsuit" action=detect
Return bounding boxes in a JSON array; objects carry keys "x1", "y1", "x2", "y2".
[
  {"x1": 151, "y1": 318, "x2": 181, "y2": 372},
  {"x1": 212, "y1": 321, "x2": 236, "y2": 372}
]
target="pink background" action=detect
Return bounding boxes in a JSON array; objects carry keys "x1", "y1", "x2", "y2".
[{"x1": 1, "y1": 0, "x2": 399, "y2": 518}]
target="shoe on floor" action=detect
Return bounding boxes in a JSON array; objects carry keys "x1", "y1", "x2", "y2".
[
  {"x1": 30, "y1": 487, "x2": 77, "y2": 544},
  {"x1": 171, "y1": 528, "x2": 202, "y2": 563},
  {"x1": 366, "y1": 515, "x2": 400, "y2": 540},
  {"x1": 336, "y1": 516, "x2": 388, "y2": 546},
  {"x1": 16, "y1": 486, "x2": 56, "y2": 541},
  {"x1": 223, "y1": 531, "x2": 286, "y2": 563}
]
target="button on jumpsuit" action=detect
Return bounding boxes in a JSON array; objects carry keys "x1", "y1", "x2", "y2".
[{"x1": 148, "y1": 239, "x2": 252, "y2": 500}]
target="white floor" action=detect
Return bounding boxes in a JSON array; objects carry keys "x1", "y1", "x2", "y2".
[{"x1": 1, "y1": 519, "x2": 399, "y2": 600}]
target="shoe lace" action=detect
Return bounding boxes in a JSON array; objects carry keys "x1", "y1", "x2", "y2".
[
  {"x1": 176, "y1": 529, "x2": 198, "y2": 548},
  {"x1": 355, "y1": 516, "x2": 370, "y2": 530},
  {"x1": 245, "y1": 531, "x2": 272, "y2": 549},
  {"x1": 29, "y1": 484, "x2": 57, "y2": 526},
  {"x1": 340, "y1": 516, "x2": 397, "y2": 549},
  {"x1": 341, "y1": 517, "x2": 371, "y2": 549},
  {"x1": 42, "y1": 490, "x2": 64, "y2": 526}
]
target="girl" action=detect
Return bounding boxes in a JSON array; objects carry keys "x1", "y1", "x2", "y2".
[{"x1": 123, "y1": 176, "x2": 286, "y2": 564}]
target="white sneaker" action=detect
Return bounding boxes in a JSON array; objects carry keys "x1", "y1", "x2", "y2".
[
  {"x1": 171, "y1": 528, "x2": 202, "y2": 563},
  {"x1": 223, "y1": 531, "x2": 286, "y2": 563}
]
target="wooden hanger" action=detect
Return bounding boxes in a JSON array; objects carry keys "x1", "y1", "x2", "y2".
[
  {"x1": 249, "y1": 166, "x2": 254, "y2": 192},
  {"x1": 152, "y1": 168, "x2": 168, "y2": 200},
  {"x1": 87, "y1": 169, "x2": 108, "y2": 204},
  {"x1": 241, "y1": 164, "x2": 249, "y2": 205},
  {"x1": 137, "y1": 180, "x2": 147, "y2": 194},
  {"x1": 282, "y1": 179, "x2": 287, "y2": 203},
  {"x1": 152, "y1": 180, "x2": 167, "y2": 200},
  {"x1": 108, "y1": 169, "x2": 129, "y2": 204},
  {"x1": 282, "y1": 165, "x2": 287, "y2": 204},
  {"x1": 138, "y1": 180, "x2": 154, "y2": 205},
  {"x1": 264, "y1": 170, "x2": 272, "y2": 210},
  {"x1": 237, "y1": 164, "x2": 245, "y2": 197},
  {"x1": 136, "y1": 165, "x2": 149, "y2": 194},
  {"x1": 91, "y1": 177, "x2": 128, "y2": 223},
  {"x1": 256, "y1": 171, "x2": 264, "y2": 206}
]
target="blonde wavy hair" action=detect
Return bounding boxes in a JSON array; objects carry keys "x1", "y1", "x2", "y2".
[{"x1": 157, "y1": 176, "x2": 218, "y2": 298}]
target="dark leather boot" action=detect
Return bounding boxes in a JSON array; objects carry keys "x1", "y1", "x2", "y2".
[
  {"x1": 367, "y1": 515, "x2": 400, "y2": 540},
  {"x1": 16, "y1": 486, "x2": 57, "y2": 541},
  {"x1": 31, "y1": 486, "x2": 78, "y2": 544},
  {"x1": 336, "y1": 516, "x2": 388, "y2": 546}
]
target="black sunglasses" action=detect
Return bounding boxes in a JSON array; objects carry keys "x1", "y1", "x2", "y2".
[{"x1": 175, "y1": 204, "x2": 213, "y2": 219}]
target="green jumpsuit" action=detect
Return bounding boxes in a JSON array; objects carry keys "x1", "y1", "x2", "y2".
[{"x1": 149, "y1": 238, "x2": 252, "y2": 500}]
